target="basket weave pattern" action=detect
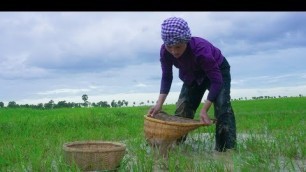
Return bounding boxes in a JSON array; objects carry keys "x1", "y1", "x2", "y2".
[
  {"x1": 144, "y1": 112, "x2": 206, "y2": 145},
  {"x1": 63, "y1": 141, "x2": 126, "y2": 171}
]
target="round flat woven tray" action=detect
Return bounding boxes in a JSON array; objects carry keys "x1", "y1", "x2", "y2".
[
  {"x1": 63, "y1": 141, "x2": 126, "y2": 171},
  {"x1": 144, "y1": 112, "x2": 209, "y2": 145}
]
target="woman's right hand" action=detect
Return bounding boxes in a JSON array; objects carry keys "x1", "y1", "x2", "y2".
[
  {"x1": 147, "y1": 94, "x2": 167, "y2": 117},
  {"x1": 147, "y1": 104, "x2": 162, "y2": 117}
]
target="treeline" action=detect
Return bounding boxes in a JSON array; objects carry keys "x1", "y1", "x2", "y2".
[
  {"x1": 232, "y1": 94, "x2": 304, "y2": 101},
  {"x1": 0, "y1": 100, "x2": 157, "y2": 109},
  {"x1": 0, "y1": 94, "x2": 154, "y2": 109},
  {"x1": 0, "y1": 94, "x2": 113, "y2": 109},
  {"x1": 0, "y1": 100, "x2": 128, "y2": 109},
  {"x1": 0, "y1": 94, "x2": 304, "y2": 109}
]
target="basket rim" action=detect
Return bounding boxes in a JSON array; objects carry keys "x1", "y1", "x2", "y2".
[
  {"x1": 62, "y1": 140, "x2": 126, "y2": 153},
  {"x1": 144, "y1": 115, "x2": 209, "y2": 127}
]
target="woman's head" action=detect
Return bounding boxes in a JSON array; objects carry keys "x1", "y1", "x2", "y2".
[{"x1": 161, "y1": 17, "x2": 191, "y2": 46}]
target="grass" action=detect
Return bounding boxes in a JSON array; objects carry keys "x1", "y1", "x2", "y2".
[{"x1": 0, "y1": 97, "x2": 305, "y2": 171}]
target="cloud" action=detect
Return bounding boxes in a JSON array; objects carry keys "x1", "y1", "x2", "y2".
[
  {"x1": 37, "y1": 88, "x2": 90, "y2": 95},
  {"x1": 1, "y1": 12, "x2": 306, "y2": 105},
  {"x1": 0, "y1": 53, "x2": 48, "y2": 79}
]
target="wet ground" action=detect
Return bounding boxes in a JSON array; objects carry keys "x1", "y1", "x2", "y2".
[{"x1": 149, "y1": 133, "x2": 305, "y2": 172}]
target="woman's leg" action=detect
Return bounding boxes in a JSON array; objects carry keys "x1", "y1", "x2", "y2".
[
  {"x1": 175, "y1": 82, "x2": 207, "y2": 143},
  {"x1": 214, "y1": 59, "x2": 237, "y2": 152}
]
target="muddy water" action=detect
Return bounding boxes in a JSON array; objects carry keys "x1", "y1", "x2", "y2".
[
  {"x1": 149, "y1": 133, "x2": 305, "y2": 172},
  {"x1": 149, "y1": 133, "x2": 232, "y2": 171}
]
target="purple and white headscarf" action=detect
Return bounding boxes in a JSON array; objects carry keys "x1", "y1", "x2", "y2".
[{"x1": 161, "y1": 17, "x2": 192, "y2": 46}]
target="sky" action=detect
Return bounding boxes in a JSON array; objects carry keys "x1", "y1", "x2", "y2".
[{"x1": 1, "y1": 12, "x2": 306, "y2": 106}]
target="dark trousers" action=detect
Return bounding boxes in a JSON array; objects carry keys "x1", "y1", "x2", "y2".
[{"x1": 174, "y1": 58, "x2": 237, "y2": 152}]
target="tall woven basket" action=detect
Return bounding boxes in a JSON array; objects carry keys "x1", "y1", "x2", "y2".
[
  {"x1": 63, "y1": 141, "x2": 126, "y2": 171},
  {"x1": 144, "y1": 112, "x2": 209, "y2": 146}
]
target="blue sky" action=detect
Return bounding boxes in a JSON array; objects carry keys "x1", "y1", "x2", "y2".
[{"x1": 1, "y1": 12, "x2": 306, "y2": 106}]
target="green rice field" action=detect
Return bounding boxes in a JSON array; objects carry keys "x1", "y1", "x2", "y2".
[{"x1": 0, "y1": 97, "x2": 305, "y2": 171}]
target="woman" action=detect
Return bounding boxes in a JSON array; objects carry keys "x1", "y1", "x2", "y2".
[{"x1": 148, "y1": 17, "x2": 236, "y2": 152}]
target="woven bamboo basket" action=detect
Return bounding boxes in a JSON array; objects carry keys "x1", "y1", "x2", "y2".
[
  {"x1": 63, "y1": 141, "x2": 126, "y2": 171},
  {"x1": 144, "y1": 112, "x2": 209, "y2": 145}
]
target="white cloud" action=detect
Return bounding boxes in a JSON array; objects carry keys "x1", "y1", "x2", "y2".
[
  {"x1": 135, "y1": 83, "x2": 147, "y2": 87},
  {"x1": 36, "y1": 88, "x2": 90, "y2": 95}
]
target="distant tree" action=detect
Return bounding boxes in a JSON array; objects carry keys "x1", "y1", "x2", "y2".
[
  {"x1": 124, "y1": 101, "x2": 128, "y2": 107},
  {"x1": 37, "y1": 103, "x2": 44, "y2": 109},
  {"x1": 49, "y1": 100, "x2": 54, "y2": 108},
  {"x1": 82, "y1": 94, "x2": 88, "y2": 102},
  {"x1": 68, "y1": 102, "x2": 79, "y2": 108},
  {"x1": 111, "y1": 100, "x2": 117, "y2": 107},
  {"x1": 119, "y1": 100, "x2": 126, "y2": 107},
  {"x1": 74, "y1": 103, "x2": 82, "y2": 108},
  {"x1": 97, "y1": 101, "x2": 110, "y2": 107},
  {"x1": 0, "y1": 102, "x2": 4, "y2": 108},
  {"x1": 21, "y1": 104, "x2": 30, "y2": 108},
  {"x1": 117, "y1": 100, "x2": 123, "y2": 107},
  {"x1": 44, "y1": 100, "x2": 55, "y2": 109},
  {"x1": 8, "y1": 101, "x2": 18, "y2": 108},
  {"x1": 82, "y1": 94, "x2": 89, "y2": 107},
  {"x1": 56, "y1": 101, "x2": 68, "y2": 108}
]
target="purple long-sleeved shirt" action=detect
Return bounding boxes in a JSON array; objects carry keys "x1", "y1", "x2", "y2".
[{"x1": 160, "y1": 37, "x2": 224, "y2": 102}]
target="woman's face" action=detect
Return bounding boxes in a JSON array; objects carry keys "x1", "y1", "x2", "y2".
[{"x1": 165, "y1": 43, "x2": 187, "y2": 58}]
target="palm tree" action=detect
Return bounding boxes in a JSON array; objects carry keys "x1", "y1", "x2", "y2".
[
  {"x1": 82, "y1": 94, "x2": 88, "y2": 107},
  {"x1": 82, "y1": 94, "x2": 88, "y2": 102}
]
